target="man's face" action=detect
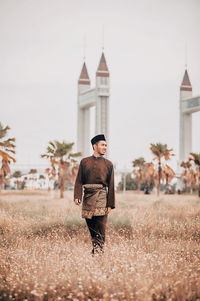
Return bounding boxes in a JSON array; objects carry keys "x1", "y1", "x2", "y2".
[{"x1": 94, "y1": 140, "x2": 107, "y2": 155}]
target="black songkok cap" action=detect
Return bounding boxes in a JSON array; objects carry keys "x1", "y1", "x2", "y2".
[{"x1": 91, "y1": 134, "x2": 106, "y2": 145}]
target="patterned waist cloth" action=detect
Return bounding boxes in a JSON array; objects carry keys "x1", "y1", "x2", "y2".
[{"x1": 82, "y1": 184, "x2": 108, "y2": 219}]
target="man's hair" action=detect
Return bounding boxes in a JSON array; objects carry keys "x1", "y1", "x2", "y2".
[{"x1": 92, "y1": 142, "x2": 99, "y2": 150}]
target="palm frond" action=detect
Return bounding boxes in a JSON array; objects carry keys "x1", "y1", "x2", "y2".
[
  {"x1": 41, "y1": 154, "x2": 52, "y2": 159},
  {"x1": 5, "y1": 149, "x2": 16, "y2": 154},
  {"x1": 69, "y1": 152, "x2": 82, "y2": 158},
  {"x1": 132, "y1": 157, "x2": 146, "y2": 167},
  {"x1": 0, "y1": 139, "x2": 15, "y2": 147},
  {"x1": 49, "y1": 141, "x2": 56, "y2": 150},
  {"x1": 150, "y1": 143, "x2": 174, "y2": 161},
  {"x1": 0, "y1": 123, "x2": 11, "y2": 139},
  {"x1": 190, "y1": 153, "x2": 200, "y2": 166},
  {"x1": 0, "y1": 150, "x2": 16, "y2": 162}
]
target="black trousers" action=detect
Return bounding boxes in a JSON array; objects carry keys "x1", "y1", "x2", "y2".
[{"x1": 85, "y1": 215, "x2": 108, "y2": 254}]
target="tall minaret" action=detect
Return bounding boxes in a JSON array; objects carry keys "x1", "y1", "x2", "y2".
[
  {"x1": 77, "y1": 62, "x2": 91, "y2": 155},
  {"x1": 95, "y1": 52, "x2": 110, "y2": 156},
  {"x1": 179, "y1": 69, "x2": 193, "y2": 162}
]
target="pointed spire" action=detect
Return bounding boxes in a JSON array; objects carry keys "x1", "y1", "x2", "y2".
[
  {"x1": 78, "y1": 62, "x2": 90, "y2": 85},
  {"x1": 96, "y1": 52, "x2": 109, "y2": 77},
  {"x1": 180, "y1": 69, "x2": 192, "y2": 91}
]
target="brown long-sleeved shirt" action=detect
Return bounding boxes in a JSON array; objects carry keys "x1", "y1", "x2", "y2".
[{"x1": 74, "y1": 155, "x2": 115, "y2": 209}]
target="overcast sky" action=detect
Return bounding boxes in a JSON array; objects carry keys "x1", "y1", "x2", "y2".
[{"x1": 0, "y1": 0, "x2": 200, "y2": 171}]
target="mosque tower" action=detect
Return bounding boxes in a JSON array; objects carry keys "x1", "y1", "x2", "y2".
[
  {"x1": 179, "y1": 69, "x2": 193, "y2": 162},
  {"x1": 95, "y1": 53, "x2": 110, "y2": 151},
  {"x1": 77, "y1": 52, "x2": 110, "y2": 158},
  {"x1": 77, "y1": 62, "x2": 91, "y2": 156}
]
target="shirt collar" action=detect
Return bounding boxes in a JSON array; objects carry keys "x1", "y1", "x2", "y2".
[{"x1": 92, "y1": 154, "x2": 103, "y2": 160}]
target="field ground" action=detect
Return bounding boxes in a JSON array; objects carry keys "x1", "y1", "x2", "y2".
[{"x1": 0, "y1": 190, "x2": 200, "y2": 300}]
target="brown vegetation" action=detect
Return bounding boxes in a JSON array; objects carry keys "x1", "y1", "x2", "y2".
[{"x1": 0, "y1": 191, "x2": 200, "y2": 300}]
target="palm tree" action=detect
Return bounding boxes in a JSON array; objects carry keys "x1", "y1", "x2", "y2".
[
  {"x1": 41, "y1": 140, "x2": 81, "y2": 198},
  {"x1": 189, "y1": 153, "x2": 200, "y2": 197},
  {"x1": 162, "y1": 164, "x2": 175, "y2": 191},
  {"x1": 12, "y1": 170, "x2": 22, "y2": 189},
  {"x1": 143, "y1": 162, "x2": 156, "y2": 190},
  {"x1": 132, "y1": 157, "x2": 146, "y2": 190},
  {"x1": 29, "y1": 169, "x2": 37, "y2": 174},
  {"x1": 45, "y1": 167, "x2": 56, "y2": 190},
  {"x1": 150, "y1": 143, "x2": 175, "y2": 196},
  {"x1": 0, "y1": 123, "x2": 16, "y2": 189},
  {"x1": 180, "y1": 161, "x2": 193, "y2": 193}
]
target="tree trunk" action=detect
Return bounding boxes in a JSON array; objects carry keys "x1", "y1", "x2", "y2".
[
  {"x1": 198, "y1": 167, "x2": 200, "y2": 198},
  {"x1": 16, "y1": 181, "x2": 18, "y2": 190},
  {"x1": 58, "y1": 161, "x2": 65, "y2": 199},
  {"x1": 165, "y1": 173, "x2": 169, "y2": 192},
  {"x1": 166, "y1": 174, "x2": 169, "y2": 186},
  {"x1": 59, "y1": 178, "x2": 64, "y2": 198},
  {"x1": 0, "y1": 176, "x2": 3, "y2": 192},
  {"x1": 60, "y1": 187, "x2": 64, "y2": 198},
  {"x1": 157, "y1": 161, "x2": 161, "y2": 196},
  {"x1": 123, "y1": 172, "x2": 126, "y2": 192}
]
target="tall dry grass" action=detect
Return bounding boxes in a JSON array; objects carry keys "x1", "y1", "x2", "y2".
[{"x1": 0, "y1": 190, "x2": 200, "y2": 300}]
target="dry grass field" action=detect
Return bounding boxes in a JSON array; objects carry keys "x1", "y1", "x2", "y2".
[{"x1": 0, "y1": 190, "x2": 200, "y2": 301}]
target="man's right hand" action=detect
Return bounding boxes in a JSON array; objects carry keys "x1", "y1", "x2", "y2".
[{"x1": 74, "y1": 198, "x2": 81, "y2": 205}]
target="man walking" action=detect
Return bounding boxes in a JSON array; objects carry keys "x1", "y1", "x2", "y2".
[{"x1": 74, "y1": 134, "x2": 115, "y2": 255}]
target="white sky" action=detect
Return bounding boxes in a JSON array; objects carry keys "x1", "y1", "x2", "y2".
[{"x1": 0, "y1": 0, "x2": 200, "y2": 171}]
